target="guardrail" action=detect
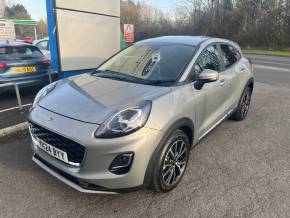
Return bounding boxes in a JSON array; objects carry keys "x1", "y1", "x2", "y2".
[{"x1": 0, "y1": 82, "x2": 23, "y2": 111}]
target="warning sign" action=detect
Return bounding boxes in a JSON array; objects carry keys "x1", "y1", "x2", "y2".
[
  {"x1": 124, "y1": 24, "x2": 134, "y2": 43},
  {"x1": 0, "y1": 21, "x2": 16, "y2": 40}
]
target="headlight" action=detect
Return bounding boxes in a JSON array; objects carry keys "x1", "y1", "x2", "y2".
[
  {"x1": 95, "y1": 101, "x2": 152, "y2": 138},
  {"x1": 31, "y1": 82, "x2": 57, "y2": 109}
]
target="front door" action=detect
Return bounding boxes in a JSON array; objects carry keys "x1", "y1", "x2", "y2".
[{"x1": 192, "y1": 44, "x2": 231, "y2": 139}]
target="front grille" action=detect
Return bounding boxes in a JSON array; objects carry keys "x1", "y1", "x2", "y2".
[{"x1": 29, "y1": 122, "x2": 85, "y2": 165}]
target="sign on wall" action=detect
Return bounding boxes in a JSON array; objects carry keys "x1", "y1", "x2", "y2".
[
  {"x1": 124, "y1": 24, "x2": 134, "y2": 43},
  {"x1": 0, "y1": 20, "x2": 16, "y2": 40}
]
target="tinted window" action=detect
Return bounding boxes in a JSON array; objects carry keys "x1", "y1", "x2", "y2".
[
  {"x1": 0, "y1": 45, "x2": 44, "y2": 61},
  {"x1": 97, "y1": 43, "x2": 196, "y2": 83},
  {"x1": 220, "y1": 44, "x2": 240, "y2": 68},
  {"x1": 194, "y1": 45, "x2": 221, "y2": 76}
]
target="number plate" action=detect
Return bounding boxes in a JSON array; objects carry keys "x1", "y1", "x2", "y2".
[
  {"x1": 36, "y1": 138, "x2": 69, "y2": 164},
  {"x1": 12, "y1": 66, "x2": 37, "y2": 74}
]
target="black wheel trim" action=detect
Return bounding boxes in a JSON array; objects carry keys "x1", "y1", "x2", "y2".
[{"x1": 161, "y1": 139, "x2": 188, "y2": 187}]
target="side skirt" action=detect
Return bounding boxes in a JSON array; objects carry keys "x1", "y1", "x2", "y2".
[{"x1": 197, "y1": 108, "x2": 234, "y2": 142}]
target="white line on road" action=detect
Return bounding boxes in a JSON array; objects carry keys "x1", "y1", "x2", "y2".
[
  {"x1": 254, "y1": 64, "x2": 290, "y2": 72},
  {"x1": 254, "y1": 60, "x2": 290, "y2": 67},
  {"x1": 0, "y1": 103, "x2": 32, "y2": 113}
]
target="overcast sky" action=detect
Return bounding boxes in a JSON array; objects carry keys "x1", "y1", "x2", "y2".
[
  {"x1": 146, "y1": 0, "x2": 175, "y2": 11},
  {"x1": 8, "y1": 0, "x2": 176, "y2": 21}
]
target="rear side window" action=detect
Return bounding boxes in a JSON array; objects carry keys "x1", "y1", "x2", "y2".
[
  {"x1": 220, "y1": 44, "x2": 240, "y2": 69},
  {"x1": 36, "y1": 40, "x2": 49, "y2": 51},
  {"x1": 0, "y1": 45, "x2": 44, "y2": 61},
  {"x1": 194, "y1": 45, "x2": 221, "y2": 76}
]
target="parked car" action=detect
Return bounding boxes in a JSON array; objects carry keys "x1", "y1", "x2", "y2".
[
  {"x1": 28, "y1": 36, "x2": 254, "y2": 194},
  {"x1": 33, "y1": 38, "x2": 50, "y2": 59},
  {"x1": 0, "y1": 41, "x2": 50, "y2": 91}
]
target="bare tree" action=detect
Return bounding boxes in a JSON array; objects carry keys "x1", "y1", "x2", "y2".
[{"x1": 121, "y1": 0, "x2": 290, "y2": 48}]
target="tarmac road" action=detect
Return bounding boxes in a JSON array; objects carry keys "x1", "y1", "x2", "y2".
[
  {"x1": 0, "y1": 55, "x2": 290, "y2": 217},
  {"x1": 0, "y1": 88, "x2": 38, "y2": 129},
  {"x1": 248, "y1": 55, "x2": 290, "y2": 88}
]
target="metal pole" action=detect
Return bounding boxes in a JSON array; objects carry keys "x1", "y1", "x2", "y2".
[
  {"x1": 14, "y1": 83, "x2": 23, "y2": 111},
  {"x1": 34, "y1": 25, "x2": 37, "y2": 40},
  {"x1": 48, "y1": 67, "x2": 52, "y2": 83}
]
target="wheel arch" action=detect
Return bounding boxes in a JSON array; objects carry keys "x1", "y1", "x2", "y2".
[
  {"x1": 143, "y1": 117, "x2": 194, "y2": 187},
  {"x1": 246, "y1": 77, "x2": 254, "y2": 92}
]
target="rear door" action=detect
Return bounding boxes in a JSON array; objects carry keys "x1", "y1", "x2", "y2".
[
  {"x1": 0, "y1": 45, "x2": 49, "y2": 78},
  {"x1": 219, "y1": 44, "x2": 243, "y2": 109}
]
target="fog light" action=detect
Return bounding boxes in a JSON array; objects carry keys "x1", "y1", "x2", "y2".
[{"x1": 109, "y1": 152, "x2": 134, "y2": 175}]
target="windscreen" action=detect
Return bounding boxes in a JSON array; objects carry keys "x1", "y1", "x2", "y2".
[
  {"x1": 96, "y1": 43, "x2": 196, "y2": 84},
  {"x1": 0, "y1": 45, "x2": 44, "y2": 61}
]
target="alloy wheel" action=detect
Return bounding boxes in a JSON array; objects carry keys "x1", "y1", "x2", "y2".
[
  {"x1": 241, "y1": 89, "x2": 251, "y2": 118},
  {"x1": 161, "y1": 139, "x2": 188, "y2": 186}
]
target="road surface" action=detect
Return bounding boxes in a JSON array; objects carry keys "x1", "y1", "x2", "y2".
[{"x1": 248, "y1": 55, "x2": 290, "y2": 88}]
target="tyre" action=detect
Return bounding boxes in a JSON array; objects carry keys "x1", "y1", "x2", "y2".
[
  {"x1": 230, "y1": 86, "x2": 252, "y2": 121},
  {"x1": 151, "y1": 129, "x2": 190, "y2": 192}
]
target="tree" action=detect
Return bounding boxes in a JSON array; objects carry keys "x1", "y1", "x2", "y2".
[
  {"x1": 36, "y1": 19, "x2": 48, "y2": 38},
  {"x1": 4, "y1": 4, "x2": 33, "y2": 39},
  {"x1": 121, "y1": 0, "x2": 290, "y2": 48},
  {"x1": 4, "y1": 4, "x2": 31, "y2": 20}
]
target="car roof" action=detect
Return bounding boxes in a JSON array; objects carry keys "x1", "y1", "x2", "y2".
[
  {"x1": 0, "y1": 40, "x2": 31, "y2": 47},
  {"x1": 138, "y1": 36, "x2": 212, "y2": 47},
  {"x1": 33, "y1": 38, "x2": 49, "y2": 45},
  {"x1": 137, "y1": 36, "x2": 240, "y2": 49}
]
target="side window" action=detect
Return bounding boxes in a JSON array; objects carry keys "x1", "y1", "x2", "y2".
[
  {"x1": 232, "y1": 46, "x2": 241, "y2": 60},
  {"x1": 194, "y1": 45, "x2": 221, "y2": 76},
  {"x1": 36, "y1": 40, "x2": 48, "y2": 51},
  {"x1": 220, "y1": 44, "x2": 240, "y2": 69}
]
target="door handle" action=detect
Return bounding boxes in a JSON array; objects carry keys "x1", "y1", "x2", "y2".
[{"x1": 219, "y1": 79, "x2": 226, "y2": 86}]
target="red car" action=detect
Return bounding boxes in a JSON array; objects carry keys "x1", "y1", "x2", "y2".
[{"x1": 16, "y1": 37, "x2": 33, "y2": 44}]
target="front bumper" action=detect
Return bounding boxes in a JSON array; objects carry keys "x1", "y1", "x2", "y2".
[{"x1": 29, "y1": 106, "x2": 163, "y2": 193}]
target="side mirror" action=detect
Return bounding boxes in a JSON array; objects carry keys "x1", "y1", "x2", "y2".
[{"x1": 197, "y1": 69, "x2": 219, "y2": 83}]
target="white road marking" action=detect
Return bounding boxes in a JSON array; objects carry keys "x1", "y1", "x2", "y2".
[
  {"x1": 254, "y1": 64, "x2": 290, "y2": 72},
  {"x1": 0, "y1": 103, "x2": 32, "y2": 113},
  {"x1": 253, "y1": 60, "x2": 290, "y2": 67}
]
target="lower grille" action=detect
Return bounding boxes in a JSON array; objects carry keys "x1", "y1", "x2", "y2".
[
  {"x1": 34, "y1": 154, "x2": 107, "y2": 192},
  {"x1": 29, "y1": 122, "x2": 85, "y2": 165}
]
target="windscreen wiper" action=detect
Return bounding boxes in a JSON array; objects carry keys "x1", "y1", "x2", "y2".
[
  {"x1": 146, "y1": 80, "x2": 176, "y2": 85},
  {"x1": 93, "y1": 70, "x2": 135, "y2": 82}
]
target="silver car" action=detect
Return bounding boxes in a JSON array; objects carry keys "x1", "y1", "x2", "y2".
[
  {"x1": 28, "y1": 36, "x2": 254, "y2": 194},
  {"x1": 33, "y1": 38, "x2": 50, "y2": 59}
]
